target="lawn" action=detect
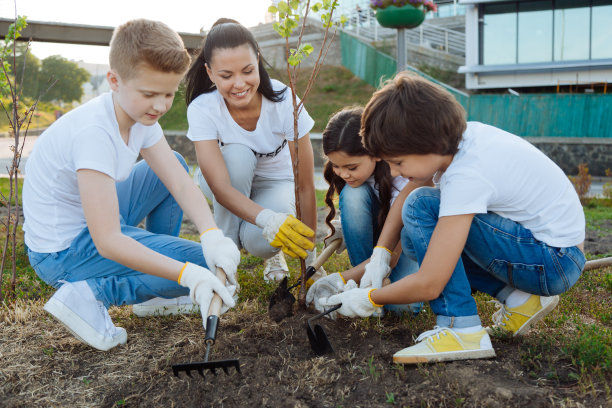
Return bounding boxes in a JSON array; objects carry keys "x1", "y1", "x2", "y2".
[{"x1": 1, "y1": 184, "x2": 610, "y2": 406}]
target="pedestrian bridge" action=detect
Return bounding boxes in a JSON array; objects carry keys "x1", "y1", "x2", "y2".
[{"x1": 0, "y1": 18, "x2": 204, "y2": 50}]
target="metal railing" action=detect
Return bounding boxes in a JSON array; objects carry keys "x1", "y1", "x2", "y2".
[{"x1": 340, "y1": 8, "x2": 465, "y2": 57}]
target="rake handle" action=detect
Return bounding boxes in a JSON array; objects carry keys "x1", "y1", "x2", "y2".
[
  {"x1": 207, "y1": 267, "x2": 227, "y2": 317},
  {"x1": 205, "y1": 267, "x2": 227, "y2": 345},
  {"x1": 313, "y1": 239, "x2": 342, "y2": 270}
]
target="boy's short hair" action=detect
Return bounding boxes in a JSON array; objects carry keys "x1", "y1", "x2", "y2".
[
  {"x1": 361, "y1": 72, "x2": 466, "y2": 157},
  {"x1": 109, "y1": 19, "x2": 191, "y2": 79}
]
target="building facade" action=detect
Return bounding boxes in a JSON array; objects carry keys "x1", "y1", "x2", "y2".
[{"x1": 459, "y1": 0, "x2": 612, "y2": 89}]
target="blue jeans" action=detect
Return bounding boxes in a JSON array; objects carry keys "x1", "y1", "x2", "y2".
[
  {"x1": 401, "y1": 187, "x2": 585, "y2": 328},
  {"x1": 27, "y1": 152, "x2": 203, "y2": 308},
  {"x1": 339, "y1": 184, "x2": 422, "y2": 315},
  {"x1": 196, "y1": 143, "x2": 295, "y2": 258}
]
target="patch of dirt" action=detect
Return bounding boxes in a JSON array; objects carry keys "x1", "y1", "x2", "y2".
[
  {"x1": 585, "y1": 219, "x2": 612, "y2": 256},
  {"x1": 1, "y1": 300, "x2": 609, "y2": 407},
  {"x1": 1, "y1": 206, "x2": 610, "y2": 407}
]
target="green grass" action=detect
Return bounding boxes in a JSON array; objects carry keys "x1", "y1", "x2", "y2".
[
  {"x1": 583, "y1": 198, "x2": 612, "y2": 230},
  {"x1": 0, "y1": 178, "x2": 23, "y2": 206},
  {"x1": 1, "y1": 179, "x2": 611, "y2": 388}
]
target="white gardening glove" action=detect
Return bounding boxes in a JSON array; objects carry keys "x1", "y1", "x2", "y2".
[
  {"x1": 306, "y1": 272, "x2": 346, "y2": 319},
  {"x1": 255, "y1": 209, "x2": 314, "y2": 259},
  {"x1": 322, "y1": 287, "x2": 383, "y2": 318},
  {"x1": 360, "y1": 246, "x2": 392, "y2": 289},
  {"x1": 323, "y1": 219, "x2": 346, "y2": 254},
  {"x1": 178, "y1": 263, "x2": 236, "y2": 328},
  {"x1": 200, "y1": 228, "x2": 240, "y2": 287},
  {"x1": 305, "y1": 247, "x2": 327, "y2": 285}
]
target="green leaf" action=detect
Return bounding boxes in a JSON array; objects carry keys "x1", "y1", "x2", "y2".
[
  {"x1": 277, "y1": 1, "x2": 289, "y2": 14},
  {"x1": 301, "y1": 44, "x2": 314, "y2": 56},
  {"x1": 289, "y1": 0, "x2": 300, "y2": 10},
  {"x1": 288, "y1": 55, "x2": 300, "y2": 66},
  {"x1": 312, "y1": 3, "x2": 321, "y2": 13},
  {"x1": 268, "y1": 5, "x2": 278, "y2": 13}
]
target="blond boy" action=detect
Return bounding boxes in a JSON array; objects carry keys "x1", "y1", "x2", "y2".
[{"x1": 23, "y1": 19, "x2": 239, "y2": 351}]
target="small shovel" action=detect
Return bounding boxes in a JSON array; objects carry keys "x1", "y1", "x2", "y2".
[
  {"x1": 172, "y1": 267, "x2": 241, "y2": 378},
  {"x1": 268, "y1": 239, "x2": 343, "y2": 322},
  {"x1": 307, "y1": 303, "x2": 342, "y2": 356}
]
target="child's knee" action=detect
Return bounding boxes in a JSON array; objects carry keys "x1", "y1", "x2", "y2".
[
  {"x1": 402, "y1": 186, "x2": 440, "y2": 223},
  {"x1": 339, "y1": 184, "x2": 374, "y2": 213}
]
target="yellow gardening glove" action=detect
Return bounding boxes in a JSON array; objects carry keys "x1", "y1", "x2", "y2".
[{"x1": 255, "y1": 209, "x2": 314, "y2": 259}]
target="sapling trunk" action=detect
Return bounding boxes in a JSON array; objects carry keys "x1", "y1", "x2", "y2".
[{"x1": 271, "y1": 0, "x2": 342, "y2": 307}]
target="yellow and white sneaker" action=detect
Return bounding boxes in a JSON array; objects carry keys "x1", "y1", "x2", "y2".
[
  {"x1": 488, "y1": 295, "x2": 559, "y2": 336},
  {"x1": 393, "y1": 326, "x2": 496, "y2": 364}
]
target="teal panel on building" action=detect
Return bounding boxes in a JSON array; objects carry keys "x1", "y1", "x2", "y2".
[
  {"x1": 341, "y1": 32, "x2": 612, "y2": 138},
  {"x1": 466, "y1": 94, "x2": 612, "y2": 138}
]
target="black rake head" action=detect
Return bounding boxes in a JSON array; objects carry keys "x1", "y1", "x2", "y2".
[{"x1": 172, "y1": 359, "x2": 241, "y2": 378}]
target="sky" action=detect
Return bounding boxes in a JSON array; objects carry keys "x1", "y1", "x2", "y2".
[{"x1": 0, "y1": 0, "x2": 274, "y2": 64}]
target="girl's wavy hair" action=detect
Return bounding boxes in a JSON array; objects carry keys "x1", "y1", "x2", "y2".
[
  {"x1": 184, "y1": 18, "x2": 286, "y2": 105},
  {"x1": 323, "y1": 107, "x2": 394, "y2": 238}
]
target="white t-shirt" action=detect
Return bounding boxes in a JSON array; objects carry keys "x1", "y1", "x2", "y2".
[
  {"x1": 366, "y1": 175, "x2": 409, "y2": 205},
  {"x1": 23, "y1": 92, "x2": 163, "y2": 253},
  {"x1": 186, "y1": 79, "x2": 314, "y2": 179},
  {"x1": 437, "y1": 122, "x2": 584, "y2": 248}
]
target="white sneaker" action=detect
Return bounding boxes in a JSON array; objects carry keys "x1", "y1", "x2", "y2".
[
  {"x1": 263, "y1": 251, "x2": 289, "y2": 282},
  {"x1": 132, "y1": 295, "x2": 199, "y2": 317},
  {"x1": 43, "y1": 281, "x2": 127, "y2": 351}
]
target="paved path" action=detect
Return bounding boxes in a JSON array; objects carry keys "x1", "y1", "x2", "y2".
[{"x1": 0, "y1": 135, "x2": 606, "y2": 197}]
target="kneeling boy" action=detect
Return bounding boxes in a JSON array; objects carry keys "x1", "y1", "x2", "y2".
[
  {"x1": 321, "y1": 73, "x2": 585, "y2": 363},
  {"x1": 23, "y1": 19, "x2": 239, "y2": 351}
]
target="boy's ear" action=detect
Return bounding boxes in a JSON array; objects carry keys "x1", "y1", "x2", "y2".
[{"x1": 107, "y1": 69, "x2": 120, "y2": 91}]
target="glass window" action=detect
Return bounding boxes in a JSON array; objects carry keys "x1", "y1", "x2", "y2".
[
  {"x1": 518, "y1": 1, "x2": 553, "y2": 63},
  {"x1": 482, "y1": 3, "x2": 517, "y2": 65},
  {"x1": 592, "y1": 1, "x2": 612, "y2": 59},
  {"x1": 554, "y1": 0, "x2": 590, "y2": 61}
]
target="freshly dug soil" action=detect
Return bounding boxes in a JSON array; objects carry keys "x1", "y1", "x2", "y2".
[{"x1": 2, "y1": 299, "x2": 610, "y2": 407}]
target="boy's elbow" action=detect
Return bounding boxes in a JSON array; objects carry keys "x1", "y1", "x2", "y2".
[
  {"x1": 420, "y1": 281, "x2": 446, "y2": 301},
  {"x1": 92, "y1": 235, "x2": 118, "y2": 259}
]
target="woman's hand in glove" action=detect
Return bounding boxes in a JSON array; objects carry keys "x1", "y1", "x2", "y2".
[{"x1": 255, "y1": 209, "x2": 314, "y2": 259}]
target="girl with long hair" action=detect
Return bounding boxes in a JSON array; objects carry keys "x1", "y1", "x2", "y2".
[{"x1": 306, "y1": 107, "x2": 421, "y2": 316}]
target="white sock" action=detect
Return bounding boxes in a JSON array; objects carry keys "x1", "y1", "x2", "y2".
[
  {"x1": 505, "y1": 289, "x2": 532, "y2": 308},
  {"x1": 453, "y1": 325, "x2": 483, "y2": 334}
]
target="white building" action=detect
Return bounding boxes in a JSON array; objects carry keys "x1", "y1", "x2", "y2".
[{"x1": 459, "y1": 0, "x2": 612, "y2": 90}]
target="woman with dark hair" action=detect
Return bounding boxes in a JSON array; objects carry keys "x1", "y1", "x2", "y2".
[
  {"x1": 306, "y1": 107, "x2": 422, "y2": 318},
  {"x1": 184, "y1": 19, "x2": 318, "y2": 282}
]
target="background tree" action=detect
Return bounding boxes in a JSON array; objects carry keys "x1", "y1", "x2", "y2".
[
  {"x1": 12, "y1": 42, "x2": 40, "y2": 99},
  {"x1": 39, "y1": 55, "x2": 89, "y2": 103}
]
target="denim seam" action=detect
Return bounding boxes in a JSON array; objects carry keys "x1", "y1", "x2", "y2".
[{"x1": 547, "y1": 246, "x2": 570, "y2": 294}]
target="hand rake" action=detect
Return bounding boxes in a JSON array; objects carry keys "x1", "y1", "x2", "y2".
[
  {"x1": 172, "y1": 267, "x2": 241, "y2": 378},
  {"x1": 268, "y1": 239, "x2": 342, "y2": 322}
]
